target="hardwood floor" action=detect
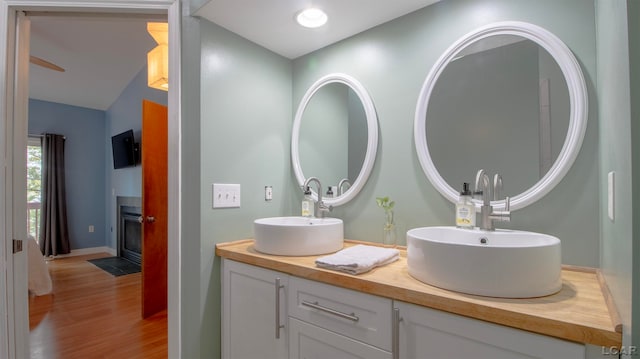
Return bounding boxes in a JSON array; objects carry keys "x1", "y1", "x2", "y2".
[{"x1": 29, "y1": 253, "x2": 167, "y2": 359}]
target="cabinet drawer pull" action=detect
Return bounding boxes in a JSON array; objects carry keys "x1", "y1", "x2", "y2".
[
  {"x1": 392, "y1": 308, "x2": 403, "y2": 359},
  {"x1": 301, "y1": 300, "x2": 359, "y2": 322},
  {"x1": 275, "y1": 278, "x2": 285, "y2": 339}
]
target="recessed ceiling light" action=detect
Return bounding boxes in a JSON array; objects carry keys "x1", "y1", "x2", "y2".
[{"x1": 296, "y1": 8, "x2": 327, "y2": 28}]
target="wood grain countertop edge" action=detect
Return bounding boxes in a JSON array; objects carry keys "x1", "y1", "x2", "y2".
[{"x1": 215, "y1": 239, "x2": 622, "y2": 348}]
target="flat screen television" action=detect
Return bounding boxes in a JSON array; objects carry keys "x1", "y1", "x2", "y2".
[{"x1": 111, "y1": 129, "x2": 137, "y2": 169}]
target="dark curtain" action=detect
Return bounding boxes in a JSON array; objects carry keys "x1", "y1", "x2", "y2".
[{"x1": 39, "y1": 133, "x2": 70, "y2": 256}]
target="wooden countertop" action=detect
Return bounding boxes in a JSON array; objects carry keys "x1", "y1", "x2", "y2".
[{"x1": 216, "y1": 239, "x2": 622, "y2": 348}]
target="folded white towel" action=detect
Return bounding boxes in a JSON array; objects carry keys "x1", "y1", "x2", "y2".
[{"x1": 315, "y1": 244, "x2": 400, "y2": 275}]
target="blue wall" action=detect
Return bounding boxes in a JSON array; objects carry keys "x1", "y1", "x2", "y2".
[
  {"x1": 28, "y1": 99, "x2": 107, "y2": 250},
  {"x1": 105, "y1": 66, "x2": 167, "y2": 249}
]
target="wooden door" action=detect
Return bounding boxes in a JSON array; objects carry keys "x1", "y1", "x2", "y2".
[{"x1": 141, "y1": 99, "x2": 168, "y2": 318}]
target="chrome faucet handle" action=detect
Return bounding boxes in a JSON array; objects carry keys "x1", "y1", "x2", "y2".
[
  {"x1": 475, "y1": 169, "x2": 486, "y2": 192},
  {"x1": 475, "y1": 169, "x2": 491, "y2": 205},
  {"x1": 493, "y1": 174, "x2": 510, "y2": 212},
  {"x1": 317, "y1": 202, "x2": 333, "y2": 218},
  {"x1": 319, "y1": 202, "x2": 333, "y2": 212},
  {"x1": 475, "y1": 170, "x2": 512, "y2": 230},
  {"x1": 337, "y1": 178, "x2": 351, "y2": 196},
  {"x1": 303, "y1": 177, "x2": 322, "y2": 197},
  {"x1": 493, "y1": 174, "x2": 503, "y2": 201}
]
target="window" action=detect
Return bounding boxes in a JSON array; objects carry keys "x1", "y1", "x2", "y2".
[{"x1": 27, "y1": 137, "x2": 42, "y2": 241}]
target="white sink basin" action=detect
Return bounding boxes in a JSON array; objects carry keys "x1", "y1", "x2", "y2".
[
  {"x1": 254, "y1": 216, "x2": 344, "y2": 256},
  {"x1": 406, "y1": 226, "x2": 561, "y2": 298}
]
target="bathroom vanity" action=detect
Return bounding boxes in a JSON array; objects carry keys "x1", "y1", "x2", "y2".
[{"x1": 217, "y1": 240, "x2": 621, "y2": 359}]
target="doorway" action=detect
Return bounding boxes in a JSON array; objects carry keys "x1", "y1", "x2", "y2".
[
  {"x1": 25, "y1": 13, "x2": 163, "y2": 356},
  {"x1": 0, "y1": 1, "x2": 181, "y2": 358}
]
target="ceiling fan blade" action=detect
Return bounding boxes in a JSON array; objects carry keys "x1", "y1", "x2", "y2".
[{"x1": 29, "y1": 55, "x2": 65, "y2": 72}]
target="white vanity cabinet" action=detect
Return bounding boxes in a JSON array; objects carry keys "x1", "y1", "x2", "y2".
[
  {"x1": 221, "y1": 259, "x2": 289, "y2": 359},
  {"x1": 288, "y1": 276, "x2": 393, "y2": 359},
  {"x1": 394, "y1": 300, "x2": 586, "y2": 359},
  {"x1": 221, "y1": 259, "x2": 607, "y2": 359}
]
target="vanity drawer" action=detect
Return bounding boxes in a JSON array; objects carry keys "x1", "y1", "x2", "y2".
[{"x1": 288, "y1": 276, "x2": 392, "y2": 351}]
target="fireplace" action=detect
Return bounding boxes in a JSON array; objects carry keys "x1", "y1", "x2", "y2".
[{"x1": 116, "y1": 197, "x2": 142, "y2": 265}]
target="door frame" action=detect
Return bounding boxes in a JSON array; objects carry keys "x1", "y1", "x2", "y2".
[{"x1": 0, "y1": 1, "x2": 182, "y2": 358}]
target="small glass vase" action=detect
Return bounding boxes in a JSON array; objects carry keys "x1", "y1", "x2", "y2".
[{"x1": 382, "y1": 211, "x2": 396, "y2": 247}]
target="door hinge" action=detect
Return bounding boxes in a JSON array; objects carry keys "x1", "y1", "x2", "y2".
[{"x1": 13, "y1": 239, "x2": 23, "y2": 253}]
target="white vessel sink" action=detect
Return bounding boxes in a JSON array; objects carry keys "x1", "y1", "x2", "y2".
[
  {"x1": 406, "y1": 226, "x2": 562, "y2": 298},
  {"x1": 253, "y1": 216, "x2": 344, "y2": 256}
]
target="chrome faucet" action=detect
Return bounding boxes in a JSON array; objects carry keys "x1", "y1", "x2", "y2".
[
  {"x1": 303, "y1": 177, "x2": 333, "y2": 218},
  {"x1": 337, "y1": 178, "x2": 351, "y2": 196},
  {"x1": 474, "y1": 169, "x2": 511, "y2": 231}
]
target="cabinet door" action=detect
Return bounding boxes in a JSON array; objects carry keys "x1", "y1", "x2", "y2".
[
  {"x1": 222, "y1": 259, "x2": 288, "y2": 359},
  {"x1": 289, "y1": 318, "x2": 392, "y2": 359},
  {"x1": 396, "y1": 301, "x2": 585, "y2": 359}
]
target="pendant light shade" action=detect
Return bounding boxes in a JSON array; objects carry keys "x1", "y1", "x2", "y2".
[{"x1": 147, "y1": 22, "x2": 168, "y2": 91}]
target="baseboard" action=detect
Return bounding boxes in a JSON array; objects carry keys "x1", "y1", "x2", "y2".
[{"x1": 49, "y1": 246, "x2": 116, "y2": 259}]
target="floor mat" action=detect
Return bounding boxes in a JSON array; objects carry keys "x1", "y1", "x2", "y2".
[{"x1": 87, "y1": 257, "x2": 140, "y2": 277}]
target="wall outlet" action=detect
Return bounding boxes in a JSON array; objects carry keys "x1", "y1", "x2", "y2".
[
  {"x1": 212, "y1": 183, "x2": 241, "y2": 208},
  {"x1": 265, "y1": 186, "x2": 273, "y2": 201},
  {"x1": 89, "y1": 225, "x2": 95, "y2": 233}
]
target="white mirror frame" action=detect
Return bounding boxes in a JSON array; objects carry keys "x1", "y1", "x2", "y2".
[
  {"x1": 292, "y1": 73, "x2": 378, "y2": 206},
  {"x1": 414, "y1": 21, "x2": 588, "y2": 211}
]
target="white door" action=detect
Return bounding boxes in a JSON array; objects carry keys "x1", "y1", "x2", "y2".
[{"x1": 0, "y1": 9, "x2": 31, "y2": 359}]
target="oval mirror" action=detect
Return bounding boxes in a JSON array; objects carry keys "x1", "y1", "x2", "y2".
[
  {"x1": 292, "y1": 73, "x2": 378, "y2": 206},
  {"x1": 415, "y1": 21, "x2": 588, "y2": 210}
]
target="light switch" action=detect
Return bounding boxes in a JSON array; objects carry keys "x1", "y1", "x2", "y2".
[
  {"x1": 265, "y1": 186, "x2": 273, "y2": 201},
  {"x1": 608, "y1": 172, "x2": 615, "y2": 221},
  {"x1": 212, "y1": 183, "x2": 241, "y2": 208}
]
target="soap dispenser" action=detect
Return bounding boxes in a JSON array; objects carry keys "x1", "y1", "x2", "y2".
[
  {"x1": 301, "y1": 186, "x2": 315, "y2": 218},
  {"x1": 455, "y1": 182, "x2": 475, "y2": 228},
  {"x1": 326, "y1": 186, "x2": 334, "y2": 198}
]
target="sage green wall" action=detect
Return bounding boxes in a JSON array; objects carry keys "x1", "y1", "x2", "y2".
[
  {"x1": 180, "y1": 2, "x2": 204, "y2": 357},
  {"x1": 292, "y1": 0, "x2": 599, "y2": 266},
  {"x1": 596, "y1": 0, "x2": 634, "y2": 351},
  {"x1": 198, "y1": 19, "x2": 293, "y2": 358},
  {"x1": 186, "y1": 0, "x2": 622, "y2": 356},
  {"x1": 629, "y1": 0, "x2": 640, "y2": 351}
]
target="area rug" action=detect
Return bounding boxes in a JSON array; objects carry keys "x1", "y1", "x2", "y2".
[{"x1": 87, "y1": 257, "x2": 140, "y2": 277}]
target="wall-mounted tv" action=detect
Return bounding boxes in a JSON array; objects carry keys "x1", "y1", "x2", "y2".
[{"x1": 111, "y1": 129, "x2": 138, "y2": 169}]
